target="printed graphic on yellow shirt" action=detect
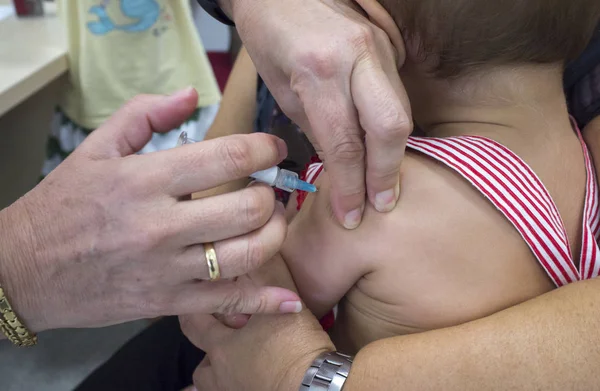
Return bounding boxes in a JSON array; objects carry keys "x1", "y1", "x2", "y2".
[
  {"x1": 87, "y1": 0, "x2": 163, "y2": 35},
  {"x1": 59, "y1": 0, "x2": 221, "y2": 129}
]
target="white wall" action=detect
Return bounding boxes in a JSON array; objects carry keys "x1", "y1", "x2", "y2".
[{"x1": 190, "y1": 1, "x2": 231, "y2": 52}]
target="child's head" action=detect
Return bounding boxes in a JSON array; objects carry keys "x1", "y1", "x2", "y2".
[{"x1": 378, "y1": 0, "x2": 600, "y2": 78}]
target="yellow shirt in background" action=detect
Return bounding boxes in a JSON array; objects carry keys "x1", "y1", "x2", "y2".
[{"x1": 58, "y1": 0, "x2": 221, "y2": 129}]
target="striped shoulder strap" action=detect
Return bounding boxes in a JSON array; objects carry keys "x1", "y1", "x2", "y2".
[
  {"x1": 407, "y1": 135, "x2": 580, "y2": 287},
  {"x1": 297, "y1": 161, "x2": 324, "y2": 211},
  {"x1": 296, "y1": 131, "x2": 600, "y2": 286}
]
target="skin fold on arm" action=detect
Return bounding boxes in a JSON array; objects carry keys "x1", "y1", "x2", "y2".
[{"x1": 343, "y1": 276, "x2": 600, "y2": 390}]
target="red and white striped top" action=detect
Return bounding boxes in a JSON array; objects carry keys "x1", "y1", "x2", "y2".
[{"x1": 298, "y1": 129, "x2": 600, "y2": 287}]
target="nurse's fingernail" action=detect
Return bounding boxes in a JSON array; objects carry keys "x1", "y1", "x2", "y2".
[
  {"x1": 171, "y1": 86, "x2": 196, "y2": 100},
  {"x1": 344, "y1": 207, "x2": 363, "y2": 230},
  {"x1": 375, "y1": 182, "x2": 400, "y2": 212},
  {"x1": 279, "y1": 301, "x2": 303, "y2": 313}
]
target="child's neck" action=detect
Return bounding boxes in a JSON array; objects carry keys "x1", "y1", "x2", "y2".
[{"x1": 402, "y1": 64, "x2": 573, "y2": 144}]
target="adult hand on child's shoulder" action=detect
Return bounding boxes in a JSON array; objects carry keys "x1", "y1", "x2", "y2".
[
  {"x1": 222, "y1": 0, "x2": 413, "y2": 229},
  {"x1": 0, "y1": 88, "x2": 301, "y2": 334}
]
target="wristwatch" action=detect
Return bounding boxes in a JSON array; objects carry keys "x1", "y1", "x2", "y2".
[
  {"x1": 300, "y1": 351, "x2": 354, "y2": 391},
  {"x1": 196, "y1": 0, "x2": 235, "y2": 25}
]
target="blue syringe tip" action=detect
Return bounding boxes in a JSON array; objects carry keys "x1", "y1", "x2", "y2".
[
  {"x1": 273, "y1": 168, "x2": 318, "y2": 193},
  {"x1": 295, "y1": 180, "x2": 317, "y2": 193}
]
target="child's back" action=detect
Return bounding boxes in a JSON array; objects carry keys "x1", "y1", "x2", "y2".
[{"x1": 282, "y1": 0, "x2": 600, "y2": 353}]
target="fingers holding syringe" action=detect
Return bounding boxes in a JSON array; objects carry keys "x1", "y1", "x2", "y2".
[
  {"x1": 144, "y1": 133, "x2": 288, "y2": 197},
  {"x1": 171, "y1": 183, "x2": 277, "y2": 246},
  {"x1": 173, "y1": 199, "x2": 288, "y2": 281}
]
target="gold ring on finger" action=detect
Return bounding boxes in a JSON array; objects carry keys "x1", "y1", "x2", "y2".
[{"x1": 204, "y1": 242, "x2": 220, "y2": 282}]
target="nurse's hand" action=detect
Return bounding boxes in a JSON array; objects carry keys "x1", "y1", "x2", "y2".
[
  {"x1": 221, "y1": 0, "x2": 412, "y2": 229},
  {"x1": 181, "y1": 255, "x2": 334, "y2": 391},
  {"x1": 183, "y1": 310, "x2": 333, "y2": 391},
  {"x1": 0, "y1": 88, "x2": 300, "y2": 334}
]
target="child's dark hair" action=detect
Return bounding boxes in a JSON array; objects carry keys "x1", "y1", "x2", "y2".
[{"x1": 379, "y1": 0, "x2": 600, "y2": 77}]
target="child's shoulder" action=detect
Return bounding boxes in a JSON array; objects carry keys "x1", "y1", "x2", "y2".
[{"x1": 290, "y1": 150, "x2": 552, "y2": 336}]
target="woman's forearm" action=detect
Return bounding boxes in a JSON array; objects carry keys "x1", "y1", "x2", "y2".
[
  {"x1": 205, "y1": 46, "x2": 257, "y2": 140},
  {"x1": 194, "y1": 47, "x2": 258, "y2": 199},
  {"x1": 345, "y1": 278, "x2": 600, "y2": 390}
]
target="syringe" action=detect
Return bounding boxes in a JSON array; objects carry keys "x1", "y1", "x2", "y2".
[{"x1": 176, "y1": 131, "x2": 317, "y2": 193}]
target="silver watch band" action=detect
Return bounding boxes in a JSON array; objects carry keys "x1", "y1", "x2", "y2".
[{"x1": 300, "y1": 351, "x2": 354, "y2": 391}]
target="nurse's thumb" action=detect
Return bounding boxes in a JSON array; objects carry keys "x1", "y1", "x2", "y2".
[{"x1": 78, "y1": 87, "x2": 199, "y2": 159}]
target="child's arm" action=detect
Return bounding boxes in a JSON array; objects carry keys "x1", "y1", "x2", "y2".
[{"x1": 282, "y1": 173, "x2": 374, "y2": 319}]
